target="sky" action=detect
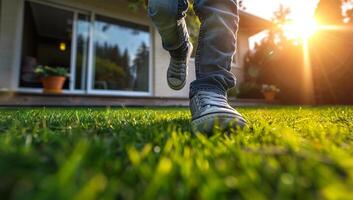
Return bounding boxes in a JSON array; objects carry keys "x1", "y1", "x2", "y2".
[
  {"x1": 244, "y1": 0, "x2": 320, "y2": 49},
  {"x1": 243, "y1": 0, "x2": 319, "y2": 20}
]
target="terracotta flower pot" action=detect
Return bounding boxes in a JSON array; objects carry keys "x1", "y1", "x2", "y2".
[
  {"x1": 41, "y1": 76, "x2": 66, "y2": 94},
  {"x1": 263, "y1": 91, "x2": 277, "y2": 102}
]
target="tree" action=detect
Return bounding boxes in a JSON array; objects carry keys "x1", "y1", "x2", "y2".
[
  {"x1": 121, "y1": 49, "x2": 131, "y2": 82},
  {"x1": 343, "y1": 0, "x2": 353, "y2": 23},
  {"x1": 237, "y1": 5, "x2": 292, "y2": 100},
  {"x1": 245, "y1": 4, "x2": 291, "y2": 75},
  {"x1": 133, "y1": 42, "x2": 149, "y2": 91}
]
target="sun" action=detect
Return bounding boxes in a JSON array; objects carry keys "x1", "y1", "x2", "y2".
[
  {"x1": 282, "y1": 18, "x2": 319, "y2": 41},
  {"x1": 280, "y1": 0, "x2": 319, "y2": 41}
]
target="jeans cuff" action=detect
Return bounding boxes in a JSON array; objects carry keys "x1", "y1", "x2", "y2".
[{"x1": 189, "y1": 87, "x2": 226, "y2": 99}]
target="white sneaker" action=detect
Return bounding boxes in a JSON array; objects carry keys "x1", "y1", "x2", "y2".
[{"x1": 190, "y1": 91, "x2": 247, "y2": 134}]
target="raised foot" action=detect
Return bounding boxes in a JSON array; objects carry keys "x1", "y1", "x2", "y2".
[{"x1": 167, "y1": 42, "x2": 193, "y2": 90}]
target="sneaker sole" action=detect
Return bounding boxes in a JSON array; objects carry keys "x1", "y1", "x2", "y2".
[
  {"x1": 168, "y1": 79, "x2": 187, "y2": 91},
  {"x1": 191, "y1": 112, "x2": 247, "y2": 135}
]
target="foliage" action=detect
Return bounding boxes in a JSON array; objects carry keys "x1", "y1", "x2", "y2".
[
  {"x1": 271, "y1": 5, "x2": 292, "y2": 45},
  {"x1": 94, "y1": 57, "x2": 126, "y2": 89},
  {"x1": 240, "y1": 5, "x2": 290, "y2": 100},
  {"x1": 344, "y1": 0, "x2": 353, "y2": 23},
  {"x1": 34, "y1": 66, "x2": 69, "y2": 78},
  {"x1": 0, "y1": 107, "x2": 353, "y2": 199},
  {"x1": 245, "y1": 5, "x2": 291, "y2": 67}
]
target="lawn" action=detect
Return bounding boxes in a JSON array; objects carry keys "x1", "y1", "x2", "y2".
[{"x1": 0, "y1": 107, "x2": 353, "y2": 200}]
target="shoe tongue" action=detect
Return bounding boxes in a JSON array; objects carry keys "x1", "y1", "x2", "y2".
[{"x1": 171, "y1": 58, "x2": 185, "y2": 65}]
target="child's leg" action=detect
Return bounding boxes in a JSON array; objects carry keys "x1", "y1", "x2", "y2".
[
  {"x1": 190, "y1": 0, "x2": 239, "y2": 97},
  {"x1": 189, "y1": 0, "x2": 246, "y2": 134},
  {"x1": 148, "y1": 0, "x2": 192, "y2": 90},
  {"x1": 148, "y1": 0, "x2": 190, "y2": 55}
]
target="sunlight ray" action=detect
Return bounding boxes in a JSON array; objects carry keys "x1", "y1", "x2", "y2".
[
  {"x1": 302, "y1": 41, "x2": 315, "y2": 104},
  {"x1": 318, "y1": 25, "x2": 353, "y2": 32}
]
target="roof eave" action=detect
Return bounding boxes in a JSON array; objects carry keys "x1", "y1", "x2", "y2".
[{"x1": 239, "y1": 10, "x2": 272, "y2": 35}]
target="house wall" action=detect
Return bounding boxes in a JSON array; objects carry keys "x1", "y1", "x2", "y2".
[
  {"x1": 0, "y1": 0, "x2": 250, "y2": 98},
  {"x1": 0, "y1": 0, "x2": 23, "y2": 91},
  {"x1": 233, "y1": 31, "x2": 251, "y2": 84},
  {"x1": 0, "y1": 0, "x2": 2, "y2": 33},
  {"x1": 153, "y1": 32, "x2": 195, "y2": 98}
]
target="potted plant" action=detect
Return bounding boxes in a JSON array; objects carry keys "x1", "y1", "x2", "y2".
[
  {"x1": 261, "y1": 84, "x2": 280, "y2": 102},
  {"x1": 35, "y1": 66, "x2": 69, "y2": 94}
]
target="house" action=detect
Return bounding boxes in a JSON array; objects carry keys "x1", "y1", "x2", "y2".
[{"x1": 0, "y1": 0, "x2": 270, "y2": 106}]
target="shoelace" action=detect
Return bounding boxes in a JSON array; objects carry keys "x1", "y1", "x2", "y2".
[
  {"x1": 197, "y1": 91, "x2": 230, "y2": 109},
  {"x1": 168, "y1": 61, "x2": 186, "y2": 79}
]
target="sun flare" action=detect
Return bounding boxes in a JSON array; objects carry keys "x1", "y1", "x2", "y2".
[
  {"x1": 282, "y1": 18, "x2": 318, "y2": 41},
  {"x1": 280, "y1": 0, "x2": 319, "y2": 41}
]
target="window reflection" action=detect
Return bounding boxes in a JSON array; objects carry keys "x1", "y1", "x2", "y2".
[{"x1": 93, "y1": 15, "x2": 150, "y2": 92}]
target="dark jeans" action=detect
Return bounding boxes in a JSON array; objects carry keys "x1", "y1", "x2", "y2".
[{"x1": 148, "y1": 0, "x2": 239, "y2": 98}]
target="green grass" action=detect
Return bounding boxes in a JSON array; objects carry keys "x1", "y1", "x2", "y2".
[{"x1": 0, "y1": 107, "x2": 353, "y2": 200}]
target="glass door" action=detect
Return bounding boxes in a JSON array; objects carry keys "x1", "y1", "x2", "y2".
[{"x1": 19, "y1": 1, "x2": 90, "y2": 93}]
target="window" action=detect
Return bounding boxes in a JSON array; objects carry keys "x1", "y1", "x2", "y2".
[
  {"x1": 92, "y1": 15, "x2": 150, "y2": 92},
  {"x1": 20, "y1": 1, "x2": 74, "y2": 89},
  {"x1": 19, "y1": 1, "x2": 151, "y2": 95}
]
